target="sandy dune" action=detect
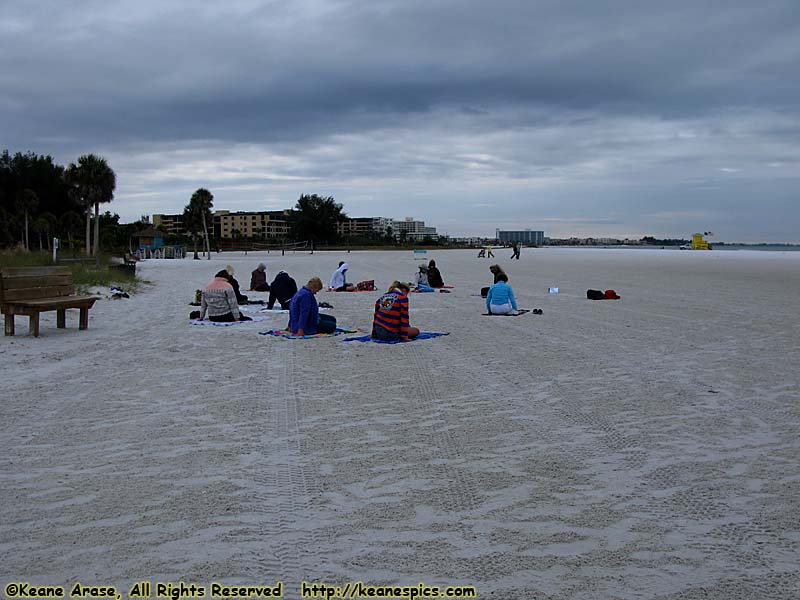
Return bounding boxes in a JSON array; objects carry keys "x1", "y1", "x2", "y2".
[{"x1": 2, "y1": 248, "x2": 799, "y2": 599}]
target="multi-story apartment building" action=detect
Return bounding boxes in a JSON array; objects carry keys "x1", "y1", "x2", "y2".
[
  {"x1": 496, "y1": 229, "x2": 544, "y2": 245},
  {"x1": 397, "y1": 217, "x2": 437, "y2": 241},
  {"x1": 214, "y1": 210, "x2": 290, "y2": 240},
  {"x1": 337, "y1": 217, "x2": 398, "y2": 238},
  {"x1": 152, "y1": 213, "x2": 187, "y2": 236}
]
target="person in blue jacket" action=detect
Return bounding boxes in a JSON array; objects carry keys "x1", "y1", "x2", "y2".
[
  {"x1": 288, "y1": 277, "x2": 337, "y2": 335},
  {"x1": 486, "y1": 273, "x2": 518, "y2": 315}
]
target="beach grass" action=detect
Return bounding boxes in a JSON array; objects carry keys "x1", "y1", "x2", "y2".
[{"x1": 0, "y1": 249, "x2": 144, "y2": 292}]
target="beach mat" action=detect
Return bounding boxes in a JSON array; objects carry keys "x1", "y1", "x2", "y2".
[
  {"x1": 259, "y1": 327, "x2": 360, "y2": 339},
  {"x1": 482, "y1": 309, "x2": 532, "y2": 316},
  {"x1": 240, "y1": 306, "x2": 331, "y2": 314},
  {"x1": 189, "y1": 315, "x2": 270, "y2": 327},
  {"x1": 343, "y1": 332, "x2": 449, "y2": 344}
]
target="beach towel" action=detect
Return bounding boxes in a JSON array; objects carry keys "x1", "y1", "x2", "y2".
[
  {"x1": 483, "y1": 309, "x2": 531, "y2": 316},
  {"x1": 240, "y1": 306, "x2": 331, "y2": 314},
  {"x1": 343, "y1": 331, "x2": 450, "y2": 344},
  {"x1": 259, "y1": 327, "x2": 360, "y2": 339},
  {"x1": 189, "y1": 315, "x2": 271, "y2": 327}
]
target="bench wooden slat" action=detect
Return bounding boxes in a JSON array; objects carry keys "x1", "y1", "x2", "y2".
[
  {"x1": 1, "y1": 266, "x2": 100, "y2": 337},
  {"x1": 3, "y1": 296, "x2": 98, "y2": 310},
  {"x1": 1, "y1": 275, "x2": 73, "y2": 289},
  {"x1": 0, "y1": 266, "x2": 71, "y2": 277},
  {"x1": 2, "y1": 286, "x2": 76, "y2": 301}
]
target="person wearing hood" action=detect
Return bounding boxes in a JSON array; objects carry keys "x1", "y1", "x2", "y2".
[
  {"x1": 413, "y1": 265, "x2": 434, "y2": 292},
  {"x1": 372, "y1": 281, "x2": 419, "y2": 342},
  {"x1": 194, "y1": 270, "x2": 252, "y2": 322},
  {"x1": 427, "y1": 259, "x2": 444, "y2": 288},
  {"x1": 289, "y1": 277, "x2": 337, "y2": 335},
  {"x1": 250, "y1": 263, "x2": 270, "y2": 292},
  {"x1": 329, "y1": 261, "x2": 355, "y2": 292},
  {"x1": 267, "y1": 271, "x2": 298, "y2": 310}
]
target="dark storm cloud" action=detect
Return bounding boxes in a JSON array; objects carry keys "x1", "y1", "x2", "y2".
[{"x1": 2, "y1": 0, "x2": 799, "y2": 240}]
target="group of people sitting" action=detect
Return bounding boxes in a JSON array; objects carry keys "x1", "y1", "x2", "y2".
[
  {"x1": 193, "y1": 264, "x2": 299, "y2": 323},
  {"x1": 193, "y1": 257, "x2": 517, "y2": 335},
  {"x1": 412, "y1": 260, "x2": 445, "y2": 292}
]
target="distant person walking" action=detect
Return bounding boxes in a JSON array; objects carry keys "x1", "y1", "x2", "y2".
[{"x1": 510, "y1": 242, "x2": 521, "y2": 260}]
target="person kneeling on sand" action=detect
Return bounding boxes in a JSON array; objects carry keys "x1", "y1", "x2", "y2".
[
  {"x1": 372, "y1": 281, "x2": 420, "y2": 342},
  {"x1": 267, "y1": 270, "x2": 298, "y2": 310},
  {"x1": 486, "y1": 273, "x2": 518, "y2": 315},
  {"x1": 194, "y1": 270, "x2": 252, "y2": 322},
  {"x1": 250, "y1": 263, "x2": 270, "y2": 292},
  {"x1": 329, "y1": 261, "x2": 355, "y2": 292},
  {"x1": 412, "y1": 265, "x2": 434, "y2": 292},
  {"x1": 289, "y1": 277, "x2": 337, "y2": 336}
]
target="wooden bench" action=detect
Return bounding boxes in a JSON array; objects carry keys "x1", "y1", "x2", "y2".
[{"x1": 0, "y1": 267, "x2": 100, "y2": 337}]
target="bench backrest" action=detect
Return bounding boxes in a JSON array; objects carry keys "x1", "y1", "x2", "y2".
[{"x1": 0, "y1": 267, "x2": 75, "y2": 304}]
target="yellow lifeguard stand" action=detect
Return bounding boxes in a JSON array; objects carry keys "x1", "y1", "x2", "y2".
[{"x1": 691, "y1": 233, "x2": 710, "y2": 250}]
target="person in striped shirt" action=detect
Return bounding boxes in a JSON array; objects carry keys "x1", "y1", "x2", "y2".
[{"x1": 372, "y1": 281, "x2": 420, "y2": 342}]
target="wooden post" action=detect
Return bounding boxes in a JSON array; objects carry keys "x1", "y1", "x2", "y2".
[
  {"x1": 57, "y1": 309, "x2": 66, "y2": 328},
  {"x1": 4, "y1": 314, "x2": 14, "y2": 336},
  {"x1": 79, "y1": 307, "x2": 89, "y2": 330},
  {"x1": 29, "y1": 313, "x2": 40, "y2": 337}
]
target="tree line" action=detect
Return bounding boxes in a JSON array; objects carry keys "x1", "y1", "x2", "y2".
[
  {"x1": 1, "y1": 150, "x2": 116, "y2": 255},
  {"x1": 1, "y1": 149, "x2": 437, "y2": 255}
]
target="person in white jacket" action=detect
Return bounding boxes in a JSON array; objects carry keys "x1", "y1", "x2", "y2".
[{"x1": 329, "y1": 261, "x2": 355, "y2": 291}]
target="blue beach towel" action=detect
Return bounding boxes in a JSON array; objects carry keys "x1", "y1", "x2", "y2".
[
  {"x1": 343, "y1": 331, "x2": 449, "y2": 344},
  {"x1": 259, "y1": 327, "x2": 360, "y2": 339}
]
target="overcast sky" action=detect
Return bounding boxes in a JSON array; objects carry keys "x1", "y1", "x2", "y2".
[{"x1": 3, "y1": 0, "x2": 799, "y2": 241}]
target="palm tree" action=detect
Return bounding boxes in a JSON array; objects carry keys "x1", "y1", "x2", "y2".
[
  {"x1": 189, "y1": 188, "x2": 214, "y2": 260},
  {"x1": 182, "y1": 203, "x2": 201, "y2": 260},
  {"x1": 15, "y1": 188, "x2": 39, "y2": 250},
  {"x1": 59, "y1": 211, "x2": 84, "y2": 251},
  {"x1": 64, "y1": 155, "x2": 116, "y2": 256},
  {"x1": 31, "y1": 215, "x2": 51, "y2": 251}
]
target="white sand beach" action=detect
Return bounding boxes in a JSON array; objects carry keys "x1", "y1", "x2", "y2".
[{"x1": 1, "y1": 248, "x2": 799, "y2": 599}]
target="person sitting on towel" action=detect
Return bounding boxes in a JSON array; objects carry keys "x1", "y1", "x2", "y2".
[
  {"x1": 482, "y1": 264, "x2": 508, "y2": 297},
  {"x1": 372, "y1": 281, "x2": 420, "y2": 342},
  {"x1": 224, "y1": 264, "x2": 248, "y2": 304},
  {"x1": 195, "y1": 270, "x2": 252, "y2": 322},
  {"x1": 267, "y1": 270, "x2": 298, "y2": 310},
  {"x1": 289, "y1": 277, "x2": 337, "y2": 336},
  {"x1": 427, "y1": 259, "x2": 445, "y2": 288},
  {"x1": 329, "y1": 261, "x2": 355, "y2": 292},
  {"x1": 250, "y1": 263, "x2": 270, "y2": 292},
  {"x1": 486, "y1": 273, "x2": 518, "y2": 315},
  {"x1": 412, "y1": 265, "x2": 434, "y2": 292}
]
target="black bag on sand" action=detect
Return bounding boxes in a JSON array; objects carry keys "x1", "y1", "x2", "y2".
[
  {"x1": 587, "y1": 289, "x2": 604, "y2": 300},
  {"x1": 189, "y1": 310, "x2": 201, "y2": 319}
]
